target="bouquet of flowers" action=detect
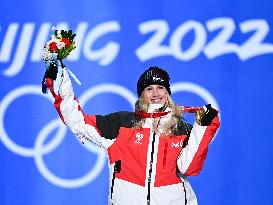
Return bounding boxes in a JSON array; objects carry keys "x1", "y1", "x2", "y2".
[
  {"x1": 41, "y1": 29, "x2": 80, "y2": 94},
  {"x1": 41, "y1": 29, "x2": 76, "y2": 61}
]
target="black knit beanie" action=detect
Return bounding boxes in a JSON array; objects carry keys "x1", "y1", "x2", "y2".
[{"x1": 137, "y1": 66, "x2": 171, "y2": 97}]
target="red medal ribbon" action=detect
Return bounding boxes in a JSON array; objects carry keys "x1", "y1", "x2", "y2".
[
  {"x1": 136, "y1": 110, "x2": 170, "y2": 118},
  {"x1": 136, "y1": 106, "x2": 203, "y2": 118},
  {"x1": 181, "y1": 106, "x2": 203, "y2": 113}
]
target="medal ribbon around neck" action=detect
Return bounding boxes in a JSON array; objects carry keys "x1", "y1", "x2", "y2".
[{"x1": 135, "y1": 109, "x2": 171, "y2": 118}]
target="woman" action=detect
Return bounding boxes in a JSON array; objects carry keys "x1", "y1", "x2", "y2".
[{"x1": 44, "y1": 64, "x2": 220, "y2": 205}]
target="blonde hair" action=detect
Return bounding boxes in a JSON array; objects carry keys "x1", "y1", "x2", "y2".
[{"x1": 134, "y1": 94, "x2": 184, "y2": 136}]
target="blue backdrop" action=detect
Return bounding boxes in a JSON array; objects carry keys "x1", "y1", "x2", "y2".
[{"x1": 1, "y1": 0, "x2": 273, "y2": 204}]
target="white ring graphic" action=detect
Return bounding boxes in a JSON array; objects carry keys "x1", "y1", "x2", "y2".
[
  {"x1": 78, "y1": 83, "x2": 137, "y2": 152},
  {"x1": 33, "y1": 84, "x2": 136, "y2": 188},
  {"x1": 33, "y1": 118, "x2": 106, "y2": 188},
  {"x1": 80, "y1": 83, "x2": 137, "y2": 109},
  {"x1": 171, "y1": 82, "x2": 221, "y2": 141},
  {"x1": 171, "y1": 82, "x2": 219, "y2": 109},
  {"x1": 0, "y1": 85, "x2": 67, "y2": 157}
]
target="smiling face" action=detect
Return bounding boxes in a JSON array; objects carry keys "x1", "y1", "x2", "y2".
[{"x1": 142, "y1": 84, "x2": 168, "y2": 105}]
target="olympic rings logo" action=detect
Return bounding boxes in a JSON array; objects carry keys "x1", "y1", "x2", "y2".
[{"x1": 0, "y1": 82, "x2": 219, "y2": 188}]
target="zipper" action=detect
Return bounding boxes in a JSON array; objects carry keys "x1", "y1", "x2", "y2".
[
  {"x1": 182, "y1": 181, "x2": 187, "y2": 204},
  {"x1": 146, "y1": 131, "x2": 156, "y2": 205},
  {"x1": 163, "y1": 142, "x2": 168, "y2": 169},
  {"x1": 110, "y1": 160, "x2": 121, "y2": 202}
]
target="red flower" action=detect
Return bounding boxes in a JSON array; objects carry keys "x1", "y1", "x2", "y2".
[
  {"x1": 61, "y1": 38, "x2": 71, "y2": 47},
  {"x1": 49, "y1": 42, "x2": 58, "y2": 52}
]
